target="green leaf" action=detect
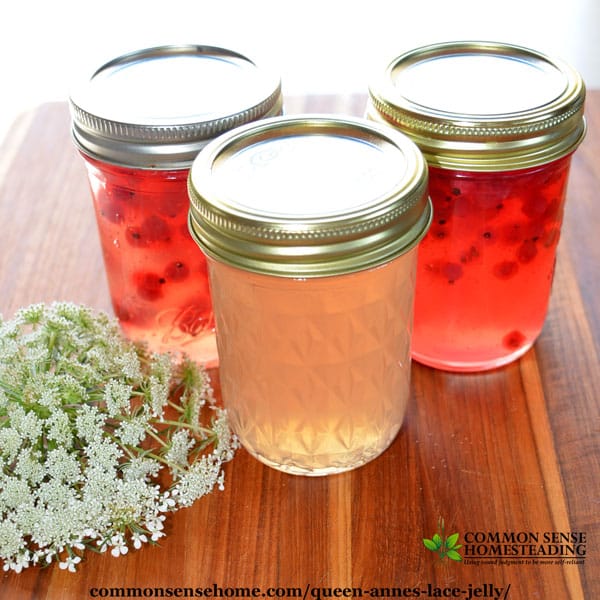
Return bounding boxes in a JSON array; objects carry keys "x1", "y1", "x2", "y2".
[
  {"x1": 446, "y1": 532, "x2": 460, "y2": 549},
  {"x1": 447, "y1": 549, "x2": 462, "y2": 562},
  {"x1": 432, "y1": 533, "x2": 442, "y2": 547},
  {"x1": 423, "y1": 538, "x2": 439, "y2": 552}
]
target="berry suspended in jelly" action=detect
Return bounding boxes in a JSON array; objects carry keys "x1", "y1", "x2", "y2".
[
  {"x1": 517, "y1": 239, "x2": 538, "y2": 264},
  {"x1": 126, "y1": 216, "x2": 172, "y2": 247},
  {"x1": 493, "y1": 260, "x2": 519, "y2": 280},
  {"x1": 157, "y1": 194, "x2": 188, "y2": 218},
  {"x1": 521, "y1": 196, "x2": 547, "y2": 219},
  {"x1": 164, "y1": 260, "x2": 190, "y2": 282},
  {"x1": 99, "y1": 199, "x2": 126, "y2": 224},
  {"x1": 134, "y1": 272, "x2": 166, "y2": 301},
  {"x1": 441, "y1": 262, "x2": 463, "y2": 283},
  {"x1": 503, "y1": 330, "x2": 527, "y2": 350}
]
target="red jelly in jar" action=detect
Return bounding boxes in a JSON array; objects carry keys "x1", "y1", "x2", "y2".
[
  {"x1": 368, "y1": 41, "x2": 586, "y2": 371},
  {"x1": 69, "y1": 45, "x2": 282, "y2": 366}
]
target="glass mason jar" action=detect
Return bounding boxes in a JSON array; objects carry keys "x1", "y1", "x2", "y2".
[
  {"x1": 69, "y1": 45, "x2": 282, "y2": 366},
  {"x1": 367, "y1": 41, "x2": 586, "y2": 372},
  {"x1": 188, "y1": 115, "x2": 431, "y2": 476}
]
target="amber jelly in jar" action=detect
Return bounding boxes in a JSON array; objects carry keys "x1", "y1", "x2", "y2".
[
  {"x1": 188, "y1": 115, "x2": 431, "y2": 476},
  {"x1": 69, "y1": 45, "x2": 282, "y2": 366},
  {"x1": 367, "y1": 41, "x2": 586, "y2": 372}
]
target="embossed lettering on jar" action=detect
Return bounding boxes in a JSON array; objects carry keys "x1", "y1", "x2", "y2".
[
  {"x1": 69, "y1": 45, "x2": 282, "y2": 366},
  {"x1": 188, "y1": 115, "x2": 431, "y2": 475},
  {"x1": 368, "y1": 41, "x2": 586, "y2": 371}
]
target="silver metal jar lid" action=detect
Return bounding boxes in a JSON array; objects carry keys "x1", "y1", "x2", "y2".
[
  {"x1": 368, "y1": 41, "x2": 586, "y2": 171},
  {"x1": 69, "y1": 44, "x2": 283, "y2": 169},
  {"x1": 188, "y1": 114, "x2": 432, "y2": 278}
]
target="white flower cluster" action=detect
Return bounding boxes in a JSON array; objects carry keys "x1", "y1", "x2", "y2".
[{"x1": 0, "y1": 302, "x2": 239, "y2": 573}]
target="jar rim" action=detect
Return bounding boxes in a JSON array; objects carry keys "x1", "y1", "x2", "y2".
[{"x1": 368, "y1": 40, "x2": 586, "y2": 171}]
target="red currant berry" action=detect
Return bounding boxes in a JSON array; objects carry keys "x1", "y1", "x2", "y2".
[
  {"x1": 517, "y1": 240, "x2": 538, "y2": 264},
  {"x1": 521, "y1": 196, "x2": 547, "y2": 219},
  {"x1": 493, "y1": 261, "x2": 519, "y2": 280},
  {"x1": 501, "y1": 223, "x2": 524, "y2": 245},
  {"x1": 157, "y1": 194, "x2": 188, "y2": 218},
  {"x1": 133, "y1": 272, "x2": 166, "y2": 301},
  {"x1": 126, "y1": 216, "x2": 171, "y2": 247},
  {"x1": 441, "y1": 262, "x2": 463, "y2": 283},
  {"x1": 503, "y1": 330, "x2": 527, "y2": 350},
  {"x1": 164, "y1": 261, "x2": 190, "y2": 282},
  {"x1": 98, "y1": 200, "x2": 125, "y2": 224}
]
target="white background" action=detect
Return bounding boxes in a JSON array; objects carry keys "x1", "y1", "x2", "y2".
[{"x1": 1, "y1": 0, "x2": 599, "y2": 142}]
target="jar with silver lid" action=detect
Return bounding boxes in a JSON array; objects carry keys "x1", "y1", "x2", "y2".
[
  {"x1": 69, "y1": 44, "x2": 282, "y2": 366},
  {"x1": 368, "y1": 41, "x2": 586, "y2": 372},
  {"x1": 188, "y1": 114, "x2": 431, "y2": 475}
]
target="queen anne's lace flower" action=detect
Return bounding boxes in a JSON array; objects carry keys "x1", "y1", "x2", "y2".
[
  {"x1": 117, "y1": 417, "x2": 148, "y2": 447},
  {"x1": 165, "y1": 429, "x2": 194, "y2": 471},
  {"x1": 0, "y1": 302, "x2": 238, "y2": 573},
  {"x1": 103, "y1": 379, "x2": 134, "y2": 417}
]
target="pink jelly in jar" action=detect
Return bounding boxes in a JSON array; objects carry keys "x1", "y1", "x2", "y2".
[
  {"x1": 368, "y1": 41, "x2": 586, "y2": 371},
  {"x1": 69, "y1": 45, "x2": 282, "y2": 366}
]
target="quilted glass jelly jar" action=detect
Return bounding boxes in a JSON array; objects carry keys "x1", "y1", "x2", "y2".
[
  {"x1": 368, "y1": 41, "x2": 586, "y2": 372},
  {"x1": 69, "y1": 45, "x2": 282, "y2": 367},
  {"x1": 188, "y1": 115, "x2": 431, "y2": 476}
]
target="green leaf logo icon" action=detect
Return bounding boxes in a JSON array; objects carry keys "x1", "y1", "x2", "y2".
[{"x1": 423, "y1": 518, "x2": 462, "y2": 562}]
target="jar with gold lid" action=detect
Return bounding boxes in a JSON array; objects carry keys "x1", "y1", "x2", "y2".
[
  {"x1": 188, "y1": 115, "x2": 431, "y2": 475},
  {"x1": 367, "y1": 41, "x2": 586, "y2": 372},
  {"x1": 69, "y1": 45, "x2": 282, "y2": 367}
]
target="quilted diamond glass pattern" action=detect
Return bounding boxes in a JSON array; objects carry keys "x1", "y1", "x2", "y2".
[{"x1": 208, "y1": 248, "x2": 417, "y2": 475}]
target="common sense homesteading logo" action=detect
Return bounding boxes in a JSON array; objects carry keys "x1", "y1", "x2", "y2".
[{"x1": 423, "y1": 520, "x2": 587, "y2": 567}]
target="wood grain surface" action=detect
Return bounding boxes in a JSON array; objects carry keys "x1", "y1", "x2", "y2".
[{"x1": 0, "y1": 93, "x2": 598, "y2": 599}]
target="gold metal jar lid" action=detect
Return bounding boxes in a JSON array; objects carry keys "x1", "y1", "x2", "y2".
[
  {"x1": 368, "y1": 41, "x2": 586, "y2": 171},
  {"x1": 188, "y1": 115, "x2": 431, "y2": 278},
  {"x1": 69, "y1": 45, "x2": 282, "y2": 169}
]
